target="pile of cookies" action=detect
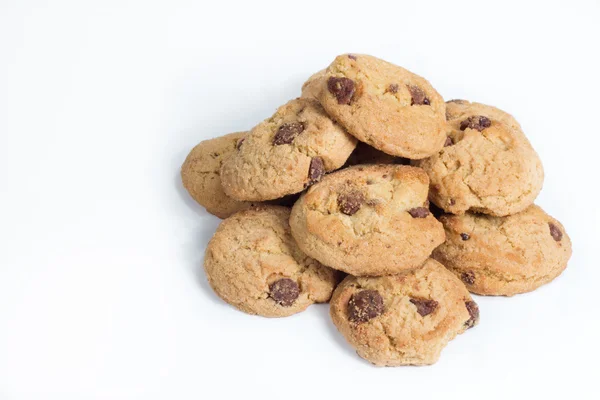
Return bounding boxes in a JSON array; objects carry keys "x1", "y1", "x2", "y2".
[{"x1": 181, "y1": 54, "x2": 572, "y2": 366}]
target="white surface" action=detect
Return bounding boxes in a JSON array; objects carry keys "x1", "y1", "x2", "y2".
[{"x1": 1, "y1": 1, "x2": 599, "y2": 399}]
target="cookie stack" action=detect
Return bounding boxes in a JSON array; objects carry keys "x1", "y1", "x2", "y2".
[{"x1": 181, "y1": 54, "x2": 572, "y2": 366}]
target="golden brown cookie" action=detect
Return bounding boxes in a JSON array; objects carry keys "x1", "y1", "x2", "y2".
[
  {"x1": 290, "y1": 165, "x2": 445, "y2": 276},
  {"x1": 181, "y1": 132, "x2": 264, "y2": 218},
  {"x1": 300, "y1": 68, "x2": 326, "y2": 100},
  {"x1": 415, "y1": 100, "x2": 544, "y2": 216},
  {"x1": 204, "y1": 206, "x2": 339, "y2": 317},
  {"x1": 330, "y1": 259, "x2": 479, "y2": 366},
  {"x1": 220, "y1": 98, "x2": 357, "y2": 201},
  {"x1": 317, "y1": 54, "x2": 447, "y2": 159},
  {"x1": 433, "y1": 205, "x2": 571, "y2": 296}
]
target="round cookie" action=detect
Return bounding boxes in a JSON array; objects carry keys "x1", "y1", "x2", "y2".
[
  {"x1": 432, "y1": 205, "x2": 571, "y2": 296},
  {"x1": 204, "y1": 206, "x2": 339, "y2": 317},
  {"x1": 330, "y1": 259, "x2": 479, "y2": 366},
  {"x1": 220, "y1": 98, "x2": 357, "y2": 201},
  {"x1": 290, "y1": 165, "x2": 445, "y2": 276},
  {"x1": 300, "y1": 68, "x2": 326, "y2": 100},
  {"x1": 415, "y1": 100, "x2": 544, "y2": 216},
  {"x1": 317, "y1": 54, "x2": 447, "y2": 159},
  {"x1": 181, "y1": 132, "x2": 264, "y2": 218},
  {"x1": 344, "y1": 141, "x2": 408, "y2": 167}
]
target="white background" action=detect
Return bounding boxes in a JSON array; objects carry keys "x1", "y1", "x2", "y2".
[{"x1": 1, "y1": 1, "x2": 599, "y2": 399}]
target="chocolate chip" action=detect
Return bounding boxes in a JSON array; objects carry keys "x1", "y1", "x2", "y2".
[
  {"x1": 407, "y1": 85, "x2": 430, "y2": 106},
  {"x1": 408, "y1": 207, "x2": 430, "y2": 218},
  {"x1": 444, "y1": 137, "x2": 454, "y2": 147},
  {"x1": 382, "y1": 174, "x2": 388, "y2": 178},
  {"x1": 269, "y1": 278, "x2": 299, "y2": 307},
  {"x1": 348, "y1": 54, "x2": 357, "y2": 60},
  {"x1": 410, "y1": 298, "x2": 438, "y2": 317},
  {"x1": 387, "y1": 83, "x2": 399, "y2": 93},
  {"x1": 447, "y1": 99, "x2": 468, "y2": 104},
  {"x1": 308, "y1": 157, "x2": 325, "y2": 184},
  {"x1": 327, "y1": 77, "x2": 356, "y2": 105},
  {"x1": 338, "y1": 190, "x2": 365, "y2": 216},
  {"x1": 460, "y1": 233, "x2": 470, "y2": 241},
  {"x1": 348, "y1": 290, "x2": 384, "y2": 323},
  {"x1": 549, "y1": 222, "x2": 563, "y2": 241},
  {"x1": 460, "y1": 115, "x2": 491, "y2": 132},
  {"x1": 464, "y1": 301, "x2": 479, "y2": 328},
  {"x1": 461, "y1": 271, "x2": 475, "y2": 285},
  {"x1": 449, "y1": 199, "x2": 456, "y2": 206},
  {"x1": 236, "y1": 138, "x2": 245, "y2": 150},
  {"x1": 273, "y1": 122, "x2": 304, "y2": 145}
]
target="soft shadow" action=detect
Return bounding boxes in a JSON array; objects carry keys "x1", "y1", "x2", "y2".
[{"x1": 313, "y1": 303, "x2": 371, "y2": 364}]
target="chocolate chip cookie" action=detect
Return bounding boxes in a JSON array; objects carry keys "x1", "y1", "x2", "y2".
[
  {"x1": 204, "y1": 206, "x2": 339, "y2": 317},
  {"x1": 433, "y1": 205, "x2": 571, "y2": 296},
  {"x1": 220, "y1": 98, "x2": 357, "y2": 201},
  {"x1": 289, "y1": 165, "x2": 445, "y2": 276},
  {"x1": 330, "y1": 258, "x2": 479, "y2": 366},
  {"x1": 317, "y1": 54, "x2": 447, "y2": 159},
  {"x1": 181, "y1": 132, "x2": 265, "y2": 218},
  {"x1": 415, "y1": 100, "x2": 544, "y2": 216}
]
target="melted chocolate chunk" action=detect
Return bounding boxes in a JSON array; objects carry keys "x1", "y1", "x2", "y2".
[
  {"x1": 273, "y1": 122, "x2": 304, "y2": 145},
  {"x1": 269, "y1": 278, "x2": 300, "y2": 307},
  {"x1": 338, "y1": 190, "x2": 365, "y2": 216},
  {"x1": 307, "y1": 157, "x2": 325, "y2": 184},
  {"x1": 460, "y1": 233, "x2": 470, "y2": 241},
  {"x1": 327, "y1": 77, "x2": 356, "y2": 105},
  {"x1": 549, "y1": 222, "x2": 563, "y2": 241},
  {"x1": 408, "y1": 207, "x2": 430, "y2": 218},
  {"x1": 461, "y1": 271, "x2": 476, "y2": 285},
  {"x1": 464, "y1": 301, "x2": 480, "y2": 328},
  {"x1": 410, "y1": 298, "x2": 438, "y2": 317},
  {"x1": 348, "y1": 290, "x2": 384, "y2": 323},
  {"x1": 460, "y1": 115, "x2": 491, "y2": 131},
  {"x1": 408, "y1": 85, "x2": 430, "y2": 105}
]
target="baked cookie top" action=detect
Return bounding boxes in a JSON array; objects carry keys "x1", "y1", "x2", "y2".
[
  {"x1": 330, "y1": 259, "x2": 479, "y2": 366},
  {"x1": 300, "y1": 68, "x2": 326, "y2": 101},
  {"x1": 220, "y1": 98, "x2": 357, "y2": 201},
  {"x1": 433, "y1": 205, "x2": 572, "y2": 296},
  {"x1": 289, "y1": 164, "x2": 445, "y2": 276},
  {"x1": 415, "y1": 100, "x2": 544, "y2": 216},
  {"x1": 204, "y1": 206, "x2": 339, "y2": 317},
  {"x1": 317, "y1": 54, "x2": 447, "y2": 159},
  {"x1": 181, "y1": 132, "x2": 264, "y2": 218}
]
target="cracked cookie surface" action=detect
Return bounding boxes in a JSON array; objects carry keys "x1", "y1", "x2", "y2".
[
  {"x1": 204, "y1": 206, "x2": 339, "y2": 317},
  {"x1": 433, "y1": 205, "x2": 571, "y2": 296},
  {"x1": 415, "y1": 100, "x2": 544, "y2": 216},
  {"x1": 290, "y1": 165, "x2": 445, "y2": 276},
  {"x1": 330, "y1": 259, "x2": 479, "y2": 366},
  {"x1": 316, "y1": 54, "x2": 447, "y2": 159},
  {"x1": 181, "y1": 132, "x2": 264, "y2": 218},
  {"x1": 220, "y1": 98, "x2": 357, "y2": 201}
]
